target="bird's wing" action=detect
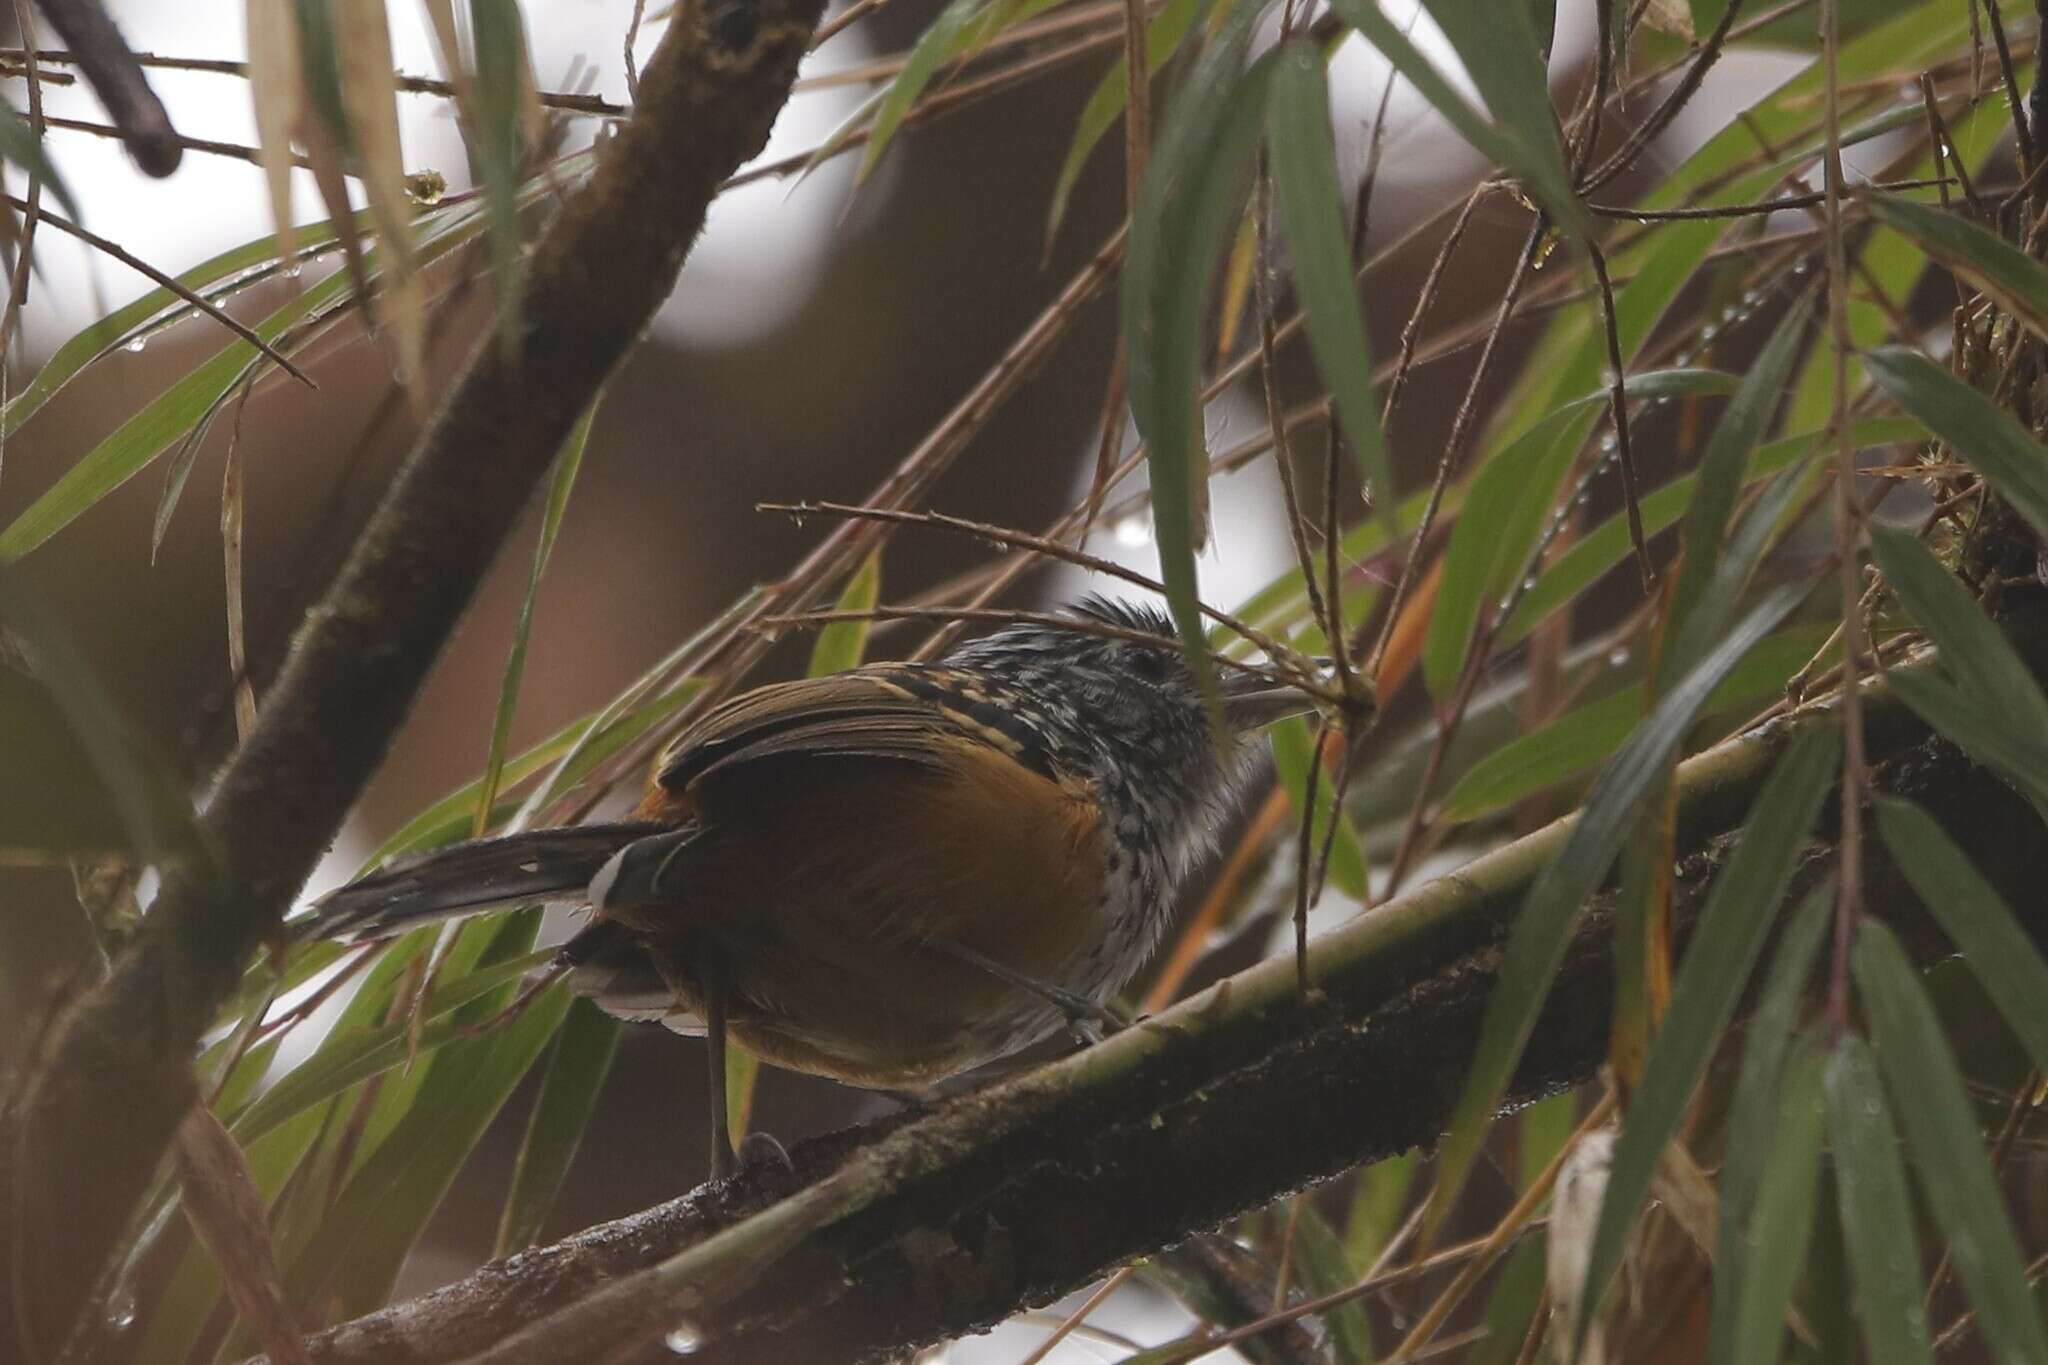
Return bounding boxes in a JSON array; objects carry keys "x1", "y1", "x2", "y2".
[{"x1": 650, "y1": 665, "x2": 1045, "y2": 797}]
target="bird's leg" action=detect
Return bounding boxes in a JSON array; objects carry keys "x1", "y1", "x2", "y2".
[
  {"x1": 699, "y1": 950, "x2": 737, "y2": 1181},
  {"x1": 655, "y1": 946, "x2": 739, "y2": 1180},
  {"x1": 920, "y1": 935, "x2": 1126, "y2": 1040}
]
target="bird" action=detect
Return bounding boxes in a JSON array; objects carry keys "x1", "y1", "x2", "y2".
[{"x1": 297, "y1": 598, "x2": 1324, "y2": 1177}]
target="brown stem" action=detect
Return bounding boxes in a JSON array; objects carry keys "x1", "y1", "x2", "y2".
[
  {"x1": 0, "y1": 0, "x2": 827, "y2": 1352},
  {"x1": 248, "y1": 649, "x2": 2048, "y2": 1365},
  {"x1": 27, "y1": 0, "x2": 179, "y2": 175}
]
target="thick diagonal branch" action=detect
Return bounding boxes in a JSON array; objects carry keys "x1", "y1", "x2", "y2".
[
  {"x1": 264, "y1": 659, "x2": 2047, "y2": 1365},
  {"x1": 0, "y1": 0, "x2": 825, "y2": 1352}
]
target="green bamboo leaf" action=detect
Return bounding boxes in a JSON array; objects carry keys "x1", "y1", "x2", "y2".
[
  {"x1": 1343, "y1": 1149, "x2": 1418, "y2": 1268},
  {"x1": 1044, "y1": 0, "x2": 1213, "y2": 249},
  {"x1": 1424, "y1": 369, "x2": 1740, "y2": 698},
  {"x1": 855, "y1": 0, "x2": 1063, "y2": 185},
  {"x1": 0, "y1": 574, "x2": 200, "y2": 862},
  {"x1": 133, "y1": 1104, "x2": 329, "y2": 1365},
  {"x1": 1866, "y1": 346, "x2": 2048, "y2": 543},
  {"x1": 1438, "y1": 624, "x2": 1830, "y2": 824},
  {"x1": 1289, "y1": 1200, "x2": 1377, "y2": 1363},
  {"x1": 1863, "y1": 193, "x2": 2048, "y2": 343},
  {"x1": 1856, "y1": 920, "x2": 2048, "y2": 1365},
  {"x1": 1665, "y1": 297, "x2": 1811, "y2": 648},
  {"x1": 1270, "y1": 715, "x2": 1367, "y2": 899},
  {"x1": 1870, "y1": 524, "x2": 2048, "y2": 734},
  {"x1": 0, "y1": 99, "x2": 80, "y2": 220},
  {"x1": 809, "y1": 551, "x2": 883, "y2": 676},
  {"x1": 1501, "y1": 419, "x2": 1918, "y2": 648},
  {"x1": 470, "y1": 0, "x2": 537, "y2": 350},
  {"x1": 345, "y1": 914, "x2": 540, "y2": 1182},
  {"x1": 1825, "y1": 1035, "x2": 1934, "y2": 1365},
  {"x1": 365, "y1": 685, "x2": 699, "y2": 868},
  {"x1": 1877, "y1": 798, "x2": 2048, "y2": 1079},
  {"x1": 1471, "y1": 1238, "x2": 1547, "y2": 1365},
  {"x1": 1886, "y1": 669, "x2": 2048, "y2": 815},
  {"x1": 496, "y1": 996, "x2": 621, "y2": 1255},
  {"x1": 1427, "y1": 579, "x2": 1809, "y2": 1239},
  {"x1": 228, "y1": 948, "x2": 554, "y2": 1146},
  {"x1": 1715, "y1": 1036, "x2": 1827, "y2": 1365},
  {"x1": 1575, "y1": 727, "x2": 1839, "y2": 1358},
  {"x1": 1708, "y1": 887, "x2": 1831, "y2": 1357},
  {"x1": 474, "y1": 392, "x2": 603, "y2": 835},
  {"x1": 292, "y1": 982, "x2": 571, "y2": 1316},
  {"x1": 1266, "y1": 42, "x2": 1394, "y2": 526},
  {"x1": 1123, "y1": 3, "x2": 1273, "y2": 701},
  {"x1": 1322, "y1": 0, "x2": 1587, "y2": 237},
  {"x1": 0, "y1": 266, "x2": 354, "y2": 562},
  {"x1": 0, "y1": 213, "x2": 349, "y2": 441}
]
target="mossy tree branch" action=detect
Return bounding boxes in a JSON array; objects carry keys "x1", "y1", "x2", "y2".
[
  {"x1": 256, "y1": 657, "x2": 2048, "y2": 1365},
  {"x1": 0, "y1": 0, "x2": 827, "y2": 1352}
]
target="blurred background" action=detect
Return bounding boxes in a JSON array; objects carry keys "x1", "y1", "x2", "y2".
[{"x1": 0, "y1": 1, "x2": 1881, "y2": 1356}]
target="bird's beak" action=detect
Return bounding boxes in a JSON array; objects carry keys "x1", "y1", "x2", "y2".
[{"x1": 1219, "y1": 670, "x2": 1320, "y2": 731}]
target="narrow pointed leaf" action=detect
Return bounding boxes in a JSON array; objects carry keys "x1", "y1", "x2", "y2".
[
  {"x1": 1885, "y1": 669, "x2": 2048, "y2": 815},
  {"x1": 0, "y1": 99, "x2": 80, "y2": 220},
  {"x1": 1864, "y1": 193, "x2": 2048, "y2": 344},
  {"x1": 856, "y1": 0, "x2": 1061, "y2": 184},
  {"x1": 496, "y1": 997, "x2": 621, "y2": 1255},
  {"x1": 1869, "y1": 524, "x2": 2048, "y2": 735},
  {"x1": 1575, "y1": 727, "x2": 1838, "y2": 1356},
  {"x1": 1855, "y1": 920, "x2": 2048, "y2": 1365},
  {"x1": 228, "y1": 948, "x2": 554, "y2": 1146},
  {"x1": 1123, "y1": 3, "x2": 1272, "y2": 699},
  {"x1": 1439, "y1": 624, "x2": 1828, "y2": 824},
  {"x1": 1707, "y1": 899, "x2": 1833, "y2": 1355},
  {"x1": 1866, "y1": 346, "x2": 2048, "y2": 542},
  {"x1": 1825, "y1": 1035, "x2": 1933, "y2": 1365},
  {"x1": 1322, "y1": 0, "x2": 1586, "y2": 236},
  {"x1": 1426, "y1": 369, "x2": 1742, "y2": 698},
  {"x1": 1877, "y1": 798, "x2": 2048, "y2": 1079},
  {"x1": 1501, "y1": 419, "x2": 1917, "y2": 648},
  {"x1": 1665, "y1": 297, "x2": 1811, "y2": 647},
  {"x1": 809, "y1": 551, "x2": 883, "y2": 676},
  {"x1": 1715, "y1": 1037, "x2": 1827, "y2": 1365},
  {"x1": 1266, "y1": 42, "x2": 1394, "y2": 525},
  {"x1": 0, "y1": 574, "x2": 200, "y2": 863},
  {"x1": 1270, "y1": 716, "x2": 1368, "y2": 899},
  {"x1": 475, "y1": 392, "x2": 602, "y2": 835},
  {"x1": 1045, "y1": 0, "x2": 1212, "y2": 248},
  {"x1": 288, "y1": 983, "x2": 571, "y2": 1315},
  {"x1": 1427, "y1": 579, "x2": 1809, "y2": 1238}
]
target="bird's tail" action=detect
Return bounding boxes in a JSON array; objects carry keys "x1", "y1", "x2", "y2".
[{"x1": 296, "y1": 822, "x2": 670, "y2": 942}]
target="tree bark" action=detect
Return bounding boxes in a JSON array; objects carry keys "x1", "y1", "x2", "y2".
[
  {"x1": 0, "y1": 0, "x2": 826, "y2": 1353},
  {"x1": 257, "y1": 656, "x2": 2048, "y2": 1365}
]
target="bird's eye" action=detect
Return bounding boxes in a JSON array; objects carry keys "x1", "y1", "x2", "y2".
[{"x1": 1130, "y1": 649, "x2": 1170, "y2": 682}]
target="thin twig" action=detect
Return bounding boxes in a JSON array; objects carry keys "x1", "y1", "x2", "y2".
[
  {"x1": 1588, "y1": 176, "x2": 1949, "y2": 220},
  {"x1": 1983, "y1": 0, "x2": 2036, "y2": 182},
  {"x1": 0, "y1": 47, "x2": 627, "y2": 115},
  {"x1": 1580, "y1": 0, "x2": 1749, "y2": 194},
  {"x1": 1367, "y1": 211, "x2": 1546, "y2": 679},
  {"x1": 756, "y1": 606, "x2": 1310, "y2": 685},
  {"x1": 3, "y1": 195, "x2": 316, "y2": 388},
  {"x1": 1820, "y1": 0, "x2": 1866, "y2": 1037},
  {"x1": 1586, "y1": 241, "x2": 1654, "y2": 590},
  {"x1": 812, "y1": 0, "x2": 898, "y2": 46},
  {"x1": 1016, "y1": 1265, "x2": 1136, "y2": 1365},
  {"x1": 757, "y1": 501, "x2": 1297, "y2": 662},
  {"x1": 0, "y1": 0, "x2": 44, "y2": 362},
  {"x1": 624, "y1": 0, "x2": 650, "y2": 101},
  {"x1": 28, "y1": 0, "x2": 179, "y2": 175},
  {"x1": 1384, "y1": 1092, "x2": 1619, "y2": 1363}
]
